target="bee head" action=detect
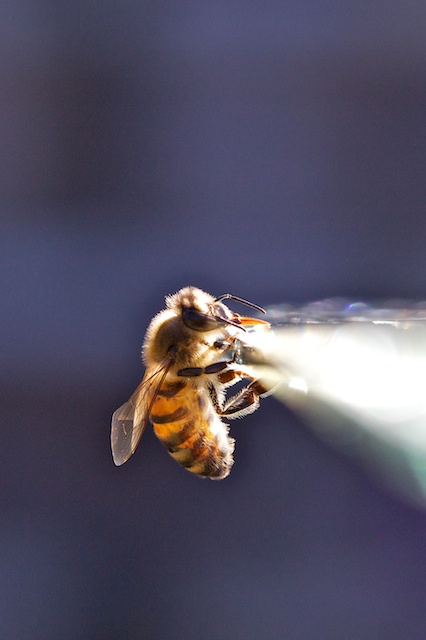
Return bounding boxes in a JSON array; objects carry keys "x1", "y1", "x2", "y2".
[
  {"x1": 143, "y1": 287, "x2": 266, "y2": 366},
  {"x1": 165, "y1": 287, "x2": 237, "y2": 332}
]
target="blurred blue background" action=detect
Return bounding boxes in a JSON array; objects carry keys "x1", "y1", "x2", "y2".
[{"x1": 2, "y1": 2, "x2": 426, "y2": 638}]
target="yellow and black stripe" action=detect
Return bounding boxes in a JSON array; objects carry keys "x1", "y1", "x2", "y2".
[{"x1": 150, "y1": 380, "x2": 234, "y2": 479}]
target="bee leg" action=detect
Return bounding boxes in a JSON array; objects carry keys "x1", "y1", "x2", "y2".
[
  {"x1": 177, "y1": 367, "x2": 204, "y2": 377},
  {"x1": 177, "y1": 361, "x2": 231, "y2": 377},
  {"x1": 219, "y1": 379, "x2": 270, "y2": 419}
]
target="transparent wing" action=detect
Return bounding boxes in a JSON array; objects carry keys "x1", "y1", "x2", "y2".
[
  {"x1": 241, "y1": 299, "x2": 426, "y2": 507},
  {"x1": 111, "y1": 359, "x2": 173, "y2": 466}
]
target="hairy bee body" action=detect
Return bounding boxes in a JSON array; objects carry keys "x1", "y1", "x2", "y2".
[
  {"x1": 142, "y1": 288, "x2": 237, "y2": 478},
  {"x1": 151, "y1": 380, "x2": 234, "y2": 479},
  {"x1": 111, "y1": 286, "x2": 269, "y2": 479}
]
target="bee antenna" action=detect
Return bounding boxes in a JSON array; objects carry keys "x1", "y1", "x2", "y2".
[{"x1": 215, "y1": 294, "x2": 266, "y2": 314}]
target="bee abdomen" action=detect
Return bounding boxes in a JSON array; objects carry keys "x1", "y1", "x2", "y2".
[
  {"x1": 151, "y1": 385, "x2": 234, "y2": 479},
  {"x1": 154, "y1": 415, "x2": 234, "y2": 480},
  {"x1": 155, "y1": 381, "x2": 186, "y2": 398},
  {"x1": 169, "y1": 427, "x2": 234, "y2": 479},
  {"x1": 150, "y1": 405, "x2": 188, "y2": 424}
]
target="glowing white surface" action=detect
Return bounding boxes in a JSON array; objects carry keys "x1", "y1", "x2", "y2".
[{"x1": 243, "y1": 305, "x2": 426, "y2": 506}]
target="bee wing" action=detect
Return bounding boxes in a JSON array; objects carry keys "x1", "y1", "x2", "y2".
[{"x1": 111, "y1": 358, "x2": 173, "y2": 466}]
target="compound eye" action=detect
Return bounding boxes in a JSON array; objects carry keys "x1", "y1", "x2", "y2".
[{"x1": 182, "y1": 307, "x2": 225, "y2": 331}]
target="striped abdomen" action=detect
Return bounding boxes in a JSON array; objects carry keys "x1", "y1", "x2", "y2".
[{"x1": 150, "y1": 380, "x2": 234, "y2": 479}]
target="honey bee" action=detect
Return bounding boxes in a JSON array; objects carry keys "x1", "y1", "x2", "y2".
[{"x1": 111, "y1": 286, "x2": 271, "y2": 479}]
